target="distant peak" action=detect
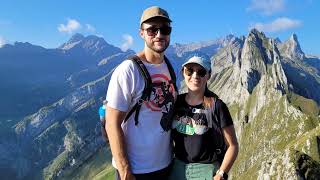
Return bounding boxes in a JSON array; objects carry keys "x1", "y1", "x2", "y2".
[
  {"x1": 13, "y1": 41, "x2": 44, "y2": 49},
  {"x1": 287, "y1": 33, "x2": 301, "y2": 50},
  {"x1": 289, "y1": 33, "x2": 298, "y2": 42},
  {"x1": 248, "y1": 28, "x2": 266, "y2": 40},
  {"x1": 84, "y1": 35, "x2": 107, "y2": 45},
  {"x1": 67, "y1": 34, "x2": 106, "y2": 44},
  {"x1": 225, "y1": 34, "x2": 235, "y2": 40},
  {"x1": 249, "y1": 28, "x2": 263, "y2": 36},
  {"x1": 86, "y1": 35, "x2": 101, "y2": 40},
  {"x1": 59, "y1": 34, "x2": 108, "y2": 50},
  {"x1": 240, "y1": 35, "x2": 246, "y2": 41},
  {"x1": 69, "y1": 33, "x2": 85, "y2": 43},
  {"x1": 274, "y1": 37, "x2": 282, "y2": 44},
  {"x1": 14, "y1": 41, "x2": 32, "y2": 46},
  {"x1": 280, "y1": 33, "x2": 304, "y2": 60},
  {"x1": 0, "y1": 41, "x2": 45, "y2": 52},
  {"x1": 250, "y1": 28, "x2": 260, "y2": 34}
]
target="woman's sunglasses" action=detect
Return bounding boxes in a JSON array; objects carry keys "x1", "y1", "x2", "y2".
[
  {"x1": 142, "y1": 25, "x2": 172, "y2": 36},
  {"x1": 184, "y1": 67, "x2": 207, "y2": 77}
]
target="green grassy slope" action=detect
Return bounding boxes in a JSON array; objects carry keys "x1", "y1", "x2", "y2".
[
  {"x1": 230, "y1": 94, "x2": 320, "y2": 179},
  {"x1": 59, "y1": 146, "x2": 114, "y2": 180}
]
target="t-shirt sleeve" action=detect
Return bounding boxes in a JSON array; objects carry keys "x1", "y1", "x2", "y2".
[
  {"x1": 106, "y1": 60, "x2": 139, "y2": 112},
  {"x1": 217, "y1": 99, "x2": 234, "y2": 128}
]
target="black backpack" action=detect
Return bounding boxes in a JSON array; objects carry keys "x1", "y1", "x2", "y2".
[
  {"x1": 100, "y1": 55, "x2": 177, "y2": 142},
  {"x1": 123, "y1": 55, "x2": 178, "y2": 130},
  {"x1": 204, "y1": 90, "x2": 228, "y2": 164}
]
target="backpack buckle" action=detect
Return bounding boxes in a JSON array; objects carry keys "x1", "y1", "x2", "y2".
[
  {"x1": 216, "y1": 149, "x2": 222, "y2": 154},
  {"x1": 192, "y1": 108, "x2": 209, "y2": 114},
  {"x1": 192, "y1": 108, "x2": 202, "y2": 113},
  {"x1": 138, "y1": 99, "x2": 144, "y2": 105}
]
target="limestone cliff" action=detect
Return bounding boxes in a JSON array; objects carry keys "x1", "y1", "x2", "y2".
[{"x1": 207, "y1": 29, "x2": 319, "y2": 179}]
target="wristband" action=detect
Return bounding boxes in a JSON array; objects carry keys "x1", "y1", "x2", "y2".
[{"x1": 216, "y1": 169, "x2": 228, "y2": 179}]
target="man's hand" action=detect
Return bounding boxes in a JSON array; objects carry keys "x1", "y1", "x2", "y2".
[
  {"x1": 105, "y1": 106, "x2": 132, "y2": 180},
  {"x1": 120, "y1": 170, "x2": 136, "y2": 180}
]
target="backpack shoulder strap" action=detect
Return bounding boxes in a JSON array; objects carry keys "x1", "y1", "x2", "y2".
[
  {"x1": 164, "y1": 55, "x2": 178, "y2": 91},
  {"x1": 205, "y1": 96, "x2": 217, "y2": 128},
  {"x1": 203, "y1": 89, "x2": 220, "y2": 128},
  {"x1": 212, "y1": 97, "x2": 222, "y2": 127},
  {"x1": 206, "y1": 94, "x2": 227, "y2": 163},
  {"x1": 124, "y1": 55, "x2": 152, "y2": 125}
]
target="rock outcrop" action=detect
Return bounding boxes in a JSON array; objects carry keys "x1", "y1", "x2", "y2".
[
  {"x1": 2, "y1": 31, "x2": 319, "y2": 180},
  {"x1": 207, "y1": 29, "x2": 319, "y2": 179}
]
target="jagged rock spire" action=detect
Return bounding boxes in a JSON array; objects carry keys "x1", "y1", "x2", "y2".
[
  {"x1": 279, "y1": 33, "x2": 305, "y2": 60},
  {"x1": 240, "y1": 29, "x2": 287, "y2": 94},
  {"x1": 210, "y1": 29, "x2": 288, "y2": 124}
]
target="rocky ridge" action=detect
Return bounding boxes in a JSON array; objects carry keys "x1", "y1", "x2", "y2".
[
  {"x1": 1, "y1": 31, "x2": 319, "y2": 180},
  {"x1": 207, "y1": 29, "x2": 319, "y2": 179}
]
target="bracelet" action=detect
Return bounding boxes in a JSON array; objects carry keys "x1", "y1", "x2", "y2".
[{"x1": 216, "y1": 169, "x2": 228, "y2": 179}]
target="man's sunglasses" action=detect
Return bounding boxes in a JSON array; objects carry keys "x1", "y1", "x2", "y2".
[
  {"x1": 142, "y1": 25, "x2": 172, "y2": 36},
  {"x1": 184, "y1": 67, "x2": 207, "y2": 77}
]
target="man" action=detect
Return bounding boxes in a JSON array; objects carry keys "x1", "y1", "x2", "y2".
[{"x1": 105, "y1": 6, "x2": 177, "y2": 180}]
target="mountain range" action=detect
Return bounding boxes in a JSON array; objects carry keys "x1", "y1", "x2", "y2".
[{"x1": 0, "y1": 30, "x2": 319, "y2": 180}]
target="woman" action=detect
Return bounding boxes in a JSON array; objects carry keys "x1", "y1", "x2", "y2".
[{"x1": 170, "y1": 55, "x2": 239, "y2": 180}]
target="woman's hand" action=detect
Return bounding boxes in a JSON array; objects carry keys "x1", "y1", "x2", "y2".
[{"x1": 213, "y1": 174, "x2": 223, "y2": 180}]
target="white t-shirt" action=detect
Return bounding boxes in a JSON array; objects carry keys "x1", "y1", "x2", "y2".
[{"x1": 106, "y1": 59, "x2": 177, "y2": 174}]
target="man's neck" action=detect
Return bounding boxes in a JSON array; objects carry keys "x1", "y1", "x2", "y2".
[{"x1": 137, "y1": 48, "x2": 164, "y2": 64}]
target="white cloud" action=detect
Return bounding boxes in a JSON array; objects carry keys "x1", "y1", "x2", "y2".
[
  {"x1": 86, "y1": 24, "x2": 96, "y2": 33},
  {"x1": 121, "y1": 34, "x2": 133, "y2": 51},
  {"x1": 0, "y1": 36, "x2": 6, "y2": 47},
  {"x1": 250, "y1": 17, "x2": 302, "y2": 32},
  {"x1": 58, "y1": 19, "x2": 81, "y2": 34},
  {"x1": 247, "y1": 0, "x2": 285, "y2": 15}
]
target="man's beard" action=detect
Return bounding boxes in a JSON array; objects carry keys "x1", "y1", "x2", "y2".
[{"x1": 146, "y1": 39, "x2": 170, "y2": 53}]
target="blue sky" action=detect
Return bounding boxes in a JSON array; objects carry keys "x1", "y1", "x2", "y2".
[{"x1": 0, "y1": 0, "x2": 319, "y2": 55}]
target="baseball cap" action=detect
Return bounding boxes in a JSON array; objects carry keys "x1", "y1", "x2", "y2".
[
  {"x1": 182, "y1": 54, "x2": 211, "y2": 72},
  {"x1": 140, "y1": 6, "x2": 172, "y2": 26}
]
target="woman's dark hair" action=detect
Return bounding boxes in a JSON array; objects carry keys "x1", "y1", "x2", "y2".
[{"x1": 203, "y1": 86, "x2": 215, "y2": 108}]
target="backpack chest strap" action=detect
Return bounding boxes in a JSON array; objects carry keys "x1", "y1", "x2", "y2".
[{"x1": 191, "y1": 108, "x2": 209, "y2": 114}]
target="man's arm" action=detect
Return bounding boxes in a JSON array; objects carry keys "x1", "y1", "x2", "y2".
[{"x1": 105, "y1": 106, "x2": 135, "y2": 180}]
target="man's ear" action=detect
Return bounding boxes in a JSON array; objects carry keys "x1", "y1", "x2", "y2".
[
  {"x1": 139, "y1": 24, "x2": 144, "y2": 38},
  {"x1": 139, "y1": 29, "x2": 144, "y2": 38}
]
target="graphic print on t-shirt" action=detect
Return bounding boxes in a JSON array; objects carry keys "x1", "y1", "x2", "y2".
[
  {"x1": 172, "y1": 108, "x2": 209, "y2": 135},
  {"x1": 145, "y1": 73, "x2": 175, "y2": 112},
  {"x1": 144, "y1": 73, "x2": 176, "y2": 131}
]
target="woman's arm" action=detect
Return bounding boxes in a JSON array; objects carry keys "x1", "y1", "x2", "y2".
[{"x1": 214, "y1": 125, "x2": 239, "y2": 180}]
